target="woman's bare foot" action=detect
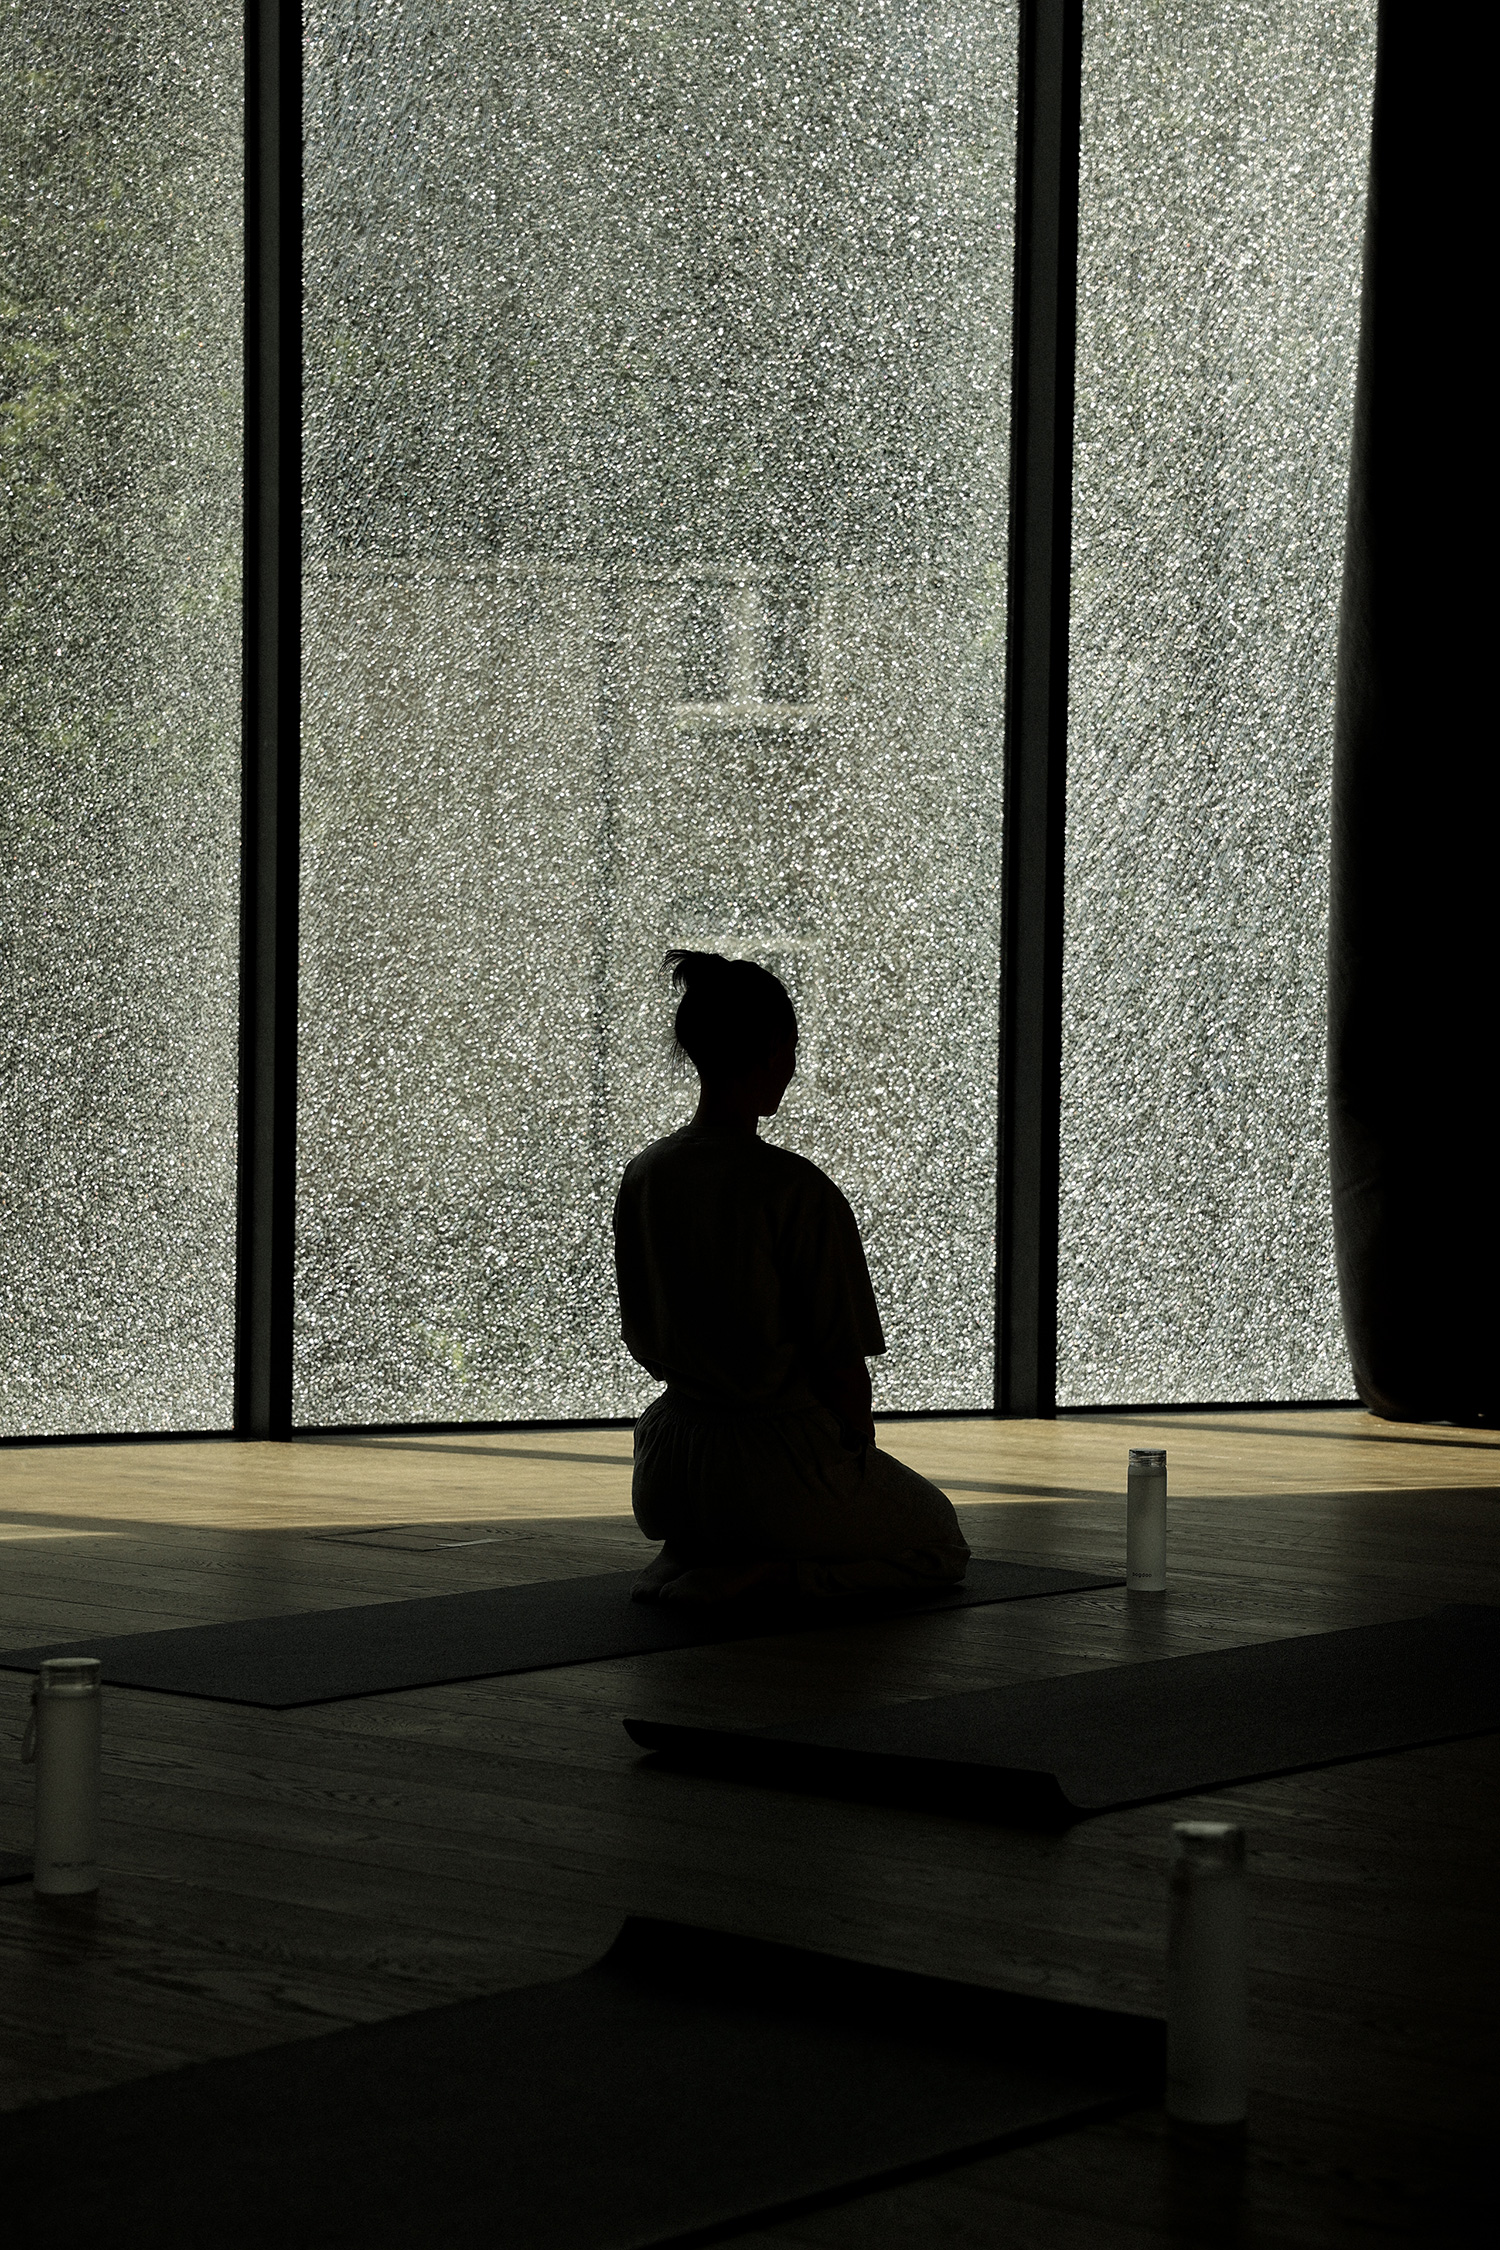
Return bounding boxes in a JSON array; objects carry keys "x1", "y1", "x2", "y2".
[
  {"x1": 656, "y1": 1559, "x2": 794, "y2": 1605},
  {"x1": 631, "y1": 1544, "x2": 695, "y2": 1603}
]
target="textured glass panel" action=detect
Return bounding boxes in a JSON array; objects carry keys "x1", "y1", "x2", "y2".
[
  {"x1": 0, "y1": 7, "x2": 242, "y2": 1435},
  {"x1": 299, "y1": 0, "x2": 1015, "y2": 1426},
  {"x1": 1058, "y1": 0, "x2": 1374, "y2": 1406}
]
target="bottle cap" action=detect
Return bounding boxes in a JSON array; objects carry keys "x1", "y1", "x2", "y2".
[
  {"x1": 1171, "y1": 1819, "x2": 1244, "y2": 1868},
  {"x1": 38, "y1": 1657, "x2": 102, "y2": 1696},
  {"x1": 1129, "y1": 1448, "x2": 1166, "y2": 1470}
]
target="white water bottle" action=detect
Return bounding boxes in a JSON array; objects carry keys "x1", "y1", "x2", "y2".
[
  {"x1": 1166, "y1": 1820, "x2": 1247, "y2": 2126},
  {"x1": 1126, "y1": 1448, "x2": 1167, "y2": 1592},
  {"x1": 23, "y1": 1657, "x2": 102, "y2": 1896}
]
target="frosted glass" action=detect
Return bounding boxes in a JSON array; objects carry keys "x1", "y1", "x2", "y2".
[
  {"x1": 299, "y1": 0, "x2": 1015, "y2": 1426},
  {"x1": 1058, "y1": 0, "x2": 1374, "y2": 1406},
  {"x1": 0, "y1": 8, "x2": 242, "y2": 1436}
]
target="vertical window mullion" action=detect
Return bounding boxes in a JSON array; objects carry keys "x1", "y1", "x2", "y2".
[
  {"x1": 995, "y1": 0, "x2": 1082, "y2": 1418},
  {"x1": 237, "y1": 1, "x2": 303, "y2": 1438}
]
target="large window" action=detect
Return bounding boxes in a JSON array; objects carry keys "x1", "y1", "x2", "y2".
[
  {"x1": 1058, "y1": 0, "x2": 1374, "y2": 1406},
  {"x1": 297, "y1": 0, "x2": 1018, "y2": 1425},
  {"x1": 0, "y1": 4, "x2": 243, "y2": 1437},
  {"x1": 1, "y1": 4, "x2": 1379, "y2": 1439}
]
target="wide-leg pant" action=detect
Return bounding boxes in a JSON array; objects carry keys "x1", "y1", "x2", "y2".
[{"x1": 631, "y1": 1388, "x2": 969, "y2": 1594}]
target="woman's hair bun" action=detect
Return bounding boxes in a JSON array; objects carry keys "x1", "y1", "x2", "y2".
[
  {"x1": 663, "y1": 948, "x2": 797, "y2": 1078},
  {"x1": 664, "y1": 948, "x2": 731, "y2": 991}
]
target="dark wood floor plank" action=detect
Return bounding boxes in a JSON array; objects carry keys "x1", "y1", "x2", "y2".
[{"x1": 1, "y1": 1419, "x2": 1494, "y2": 2244}]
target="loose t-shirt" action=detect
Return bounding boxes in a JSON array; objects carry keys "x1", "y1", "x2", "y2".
[{"x1": 613, "y1": 1123, "x2": 886, "y2": 1410}]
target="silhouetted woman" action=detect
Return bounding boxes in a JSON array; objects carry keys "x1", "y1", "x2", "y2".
[{"x1": 614, "y1": 951, "x2": 970, "y2": 1602}]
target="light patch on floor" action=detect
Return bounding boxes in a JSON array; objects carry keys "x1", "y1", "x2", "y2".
[{"x1": 0, "y1": 1524, "x2": 124, "y2": 1542}]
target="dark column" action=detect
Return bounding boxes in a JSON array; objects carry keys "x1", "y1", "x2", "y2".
[
  {"x1": 995, "y1": 0, "x2": 1082, "y2": 1417},
  {"x1": 236, "y1": 3, "x2": 302, "y2": 1438},
  {"x1": 1329, "y1": 3, "x2": 1494, "y2": 1423}
]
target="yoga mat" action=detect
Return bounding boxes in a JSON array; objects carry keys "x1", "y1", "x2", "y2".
[
  {"x1": 626, "y1": 1605, "x2": 1500, "y2": 1822},
  {"x1": 2, "y1": 1916, "x2": 1163, "y2": 2250},
  {"x1": 0, "y1": 1850, "x2": 31, "y2": 1886},
  {"x1": 0, "y1": 1557, "x2": 1117, "y2": 1709}
]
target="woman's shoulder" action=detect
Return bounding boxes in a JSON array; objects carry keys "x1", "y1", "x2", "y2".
[
  {"x1": 618, "y1": 1128, "x2": 848, "y2": 1213},
  {"x1": 618, "y1": 1127, "x2": 694, "y2": 1190},
  {"x1": 754, "y1": 1138, "x2": 852, "y2": 1211}
]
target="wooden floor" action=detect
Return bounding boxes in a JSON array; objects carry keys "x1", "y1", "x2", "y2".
[{"x1": 1, "y1": 1407, "x2": 1496, "y2": 2243}]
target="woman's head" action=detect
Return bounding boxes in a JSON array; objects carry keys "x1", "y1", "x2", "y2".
[{"x1": 665, "y1": 950, "x2": 798, "y2": 1089}]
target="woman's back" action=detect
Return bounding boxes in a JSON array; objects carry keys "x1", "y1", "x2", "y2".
[{"x1": 613, "y1": 1122, "x2": 884, "y2": 1411}]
